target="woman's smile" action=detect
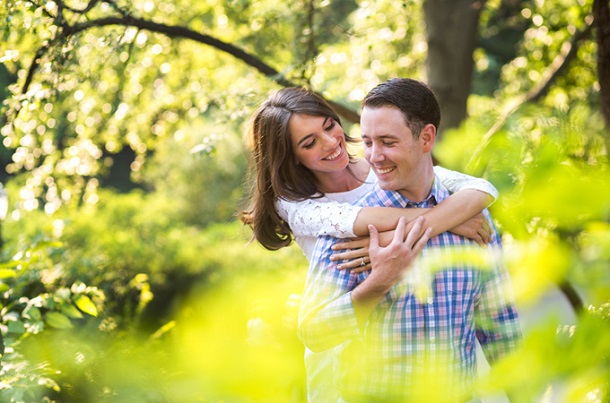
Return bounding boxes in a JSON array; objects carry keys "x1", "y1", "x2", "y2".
[{"x1": 323, "y1": 145, "x2": 343, "y2": 161}]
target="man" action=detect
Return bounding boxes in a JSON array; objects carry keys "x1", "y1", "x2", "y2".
[{"x1": 298, "y1": 78, "x2": 521, "y2": 402}]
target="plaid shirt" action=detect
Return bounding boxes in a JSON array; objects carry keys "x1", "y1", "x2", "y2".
[{"x1": 298, "y1": 175, "x2": 521, "y2": 402}]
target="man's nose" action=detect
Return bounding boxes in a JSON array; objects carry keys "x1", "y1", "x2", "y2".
[{"x1": 367, "y1": 144, "x2": 384, "y2": 163}]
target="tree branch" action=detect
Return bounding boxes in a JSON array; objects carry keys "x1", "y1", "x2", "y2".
[
  {"x1": 467, "y1": 18, "x2": 594, "y2": 169},
  {"x1": 64, "y1": 15, "x2": 360, "y2": 123},
  {"x1": 594, "y1": 0, "x2": 610, "y2": 133}
]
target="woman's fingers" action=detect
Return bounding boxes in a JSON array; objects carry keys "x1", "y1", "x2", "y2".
[
  {"x1": 350, "y1": 262, "x2": 372, "y2": 273},
  {"x1": 337, "y1": 256, "x2": 371, "y2": 272},
  {"x1": 331, "y1": 247, "x2": 369, "y2": 261},
  {"x1": 404, "y1": 216, "x2": 426, "y2": 248},
  {"x1": 477, "y1": 219, "x2": 492, "y2": 244},
  {"x1": 332, "y1": 234, "x2": 372, "y2": 272},
  {"x1": 331, "y1": 237, "x2": 368, "y2": 251}
]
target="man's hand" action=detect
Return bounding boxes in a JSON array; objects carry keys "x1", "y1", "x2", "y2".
[
  {"x1": 367, "y1": 215, "x2": 432, "y2": 292},
  {"x1": 351, "y1": 216, "x2": 431, "y2": 327}
]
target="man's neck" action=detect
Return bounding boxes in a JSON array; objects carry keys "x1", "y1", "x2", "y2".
[{"x1": 396, "y1": 163, "x2": 435, "y2": 202}]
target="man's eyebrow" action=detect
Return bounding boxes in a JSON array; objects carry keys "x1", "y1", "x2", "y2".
[
  {"x1": 361, "y1": 134, "x2": 398, "y2": 140},
  {"x1": 296, "y1": 117, "x2": 330, "y2": 146}
]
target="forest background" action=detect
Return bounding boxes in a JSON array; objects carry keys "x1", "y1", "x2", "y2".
[{"x1": 0, "y1": 0, "x2": 609, "y2": 401}]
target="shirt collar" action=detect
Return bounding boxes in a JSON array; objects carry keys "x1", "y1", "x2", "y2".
[{"x1": 374, "y1": 173, "x2": 451, "y2": 208}]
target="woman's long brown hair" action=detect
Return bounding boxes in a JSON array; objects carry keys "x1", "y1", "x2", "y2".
[{"x1": 240, "y1": 87, "x2": 359, "y2": 250}]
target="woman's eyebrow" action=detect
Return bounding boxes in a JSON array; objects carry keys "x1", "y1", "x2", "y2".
[
  {"x1": 297, "y1": 133, "x2": 315, "y2": 146},
  {"x1": 296, "y1": 117, "x2": 330, "y2": 146}
]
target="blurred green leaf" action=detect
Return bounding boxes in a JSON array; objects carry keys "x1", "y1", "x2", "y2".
[
  {"x1": 0, "y1": 269, "x2": 16, "y2": 279},
  {"x1": 74, "y1": 295, "x2": 98, "y2": 317},
  {"x1": 23, "y1": 305, "x2": 41, "y2": 321},
  {"x1": 61, "y1": 303, "x2": 84, "y2": 319},
  {"x1": 45, "y1": 312, "x2": 73, "y2": 329},
  {"x1": 7, "y1": 319, "x2": 25, "y2": 334}
]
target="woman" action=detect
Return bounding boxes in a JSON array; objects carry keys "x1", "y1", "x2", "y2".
[{"x1": 240, "y1": 87, "x2": 497, "y2": 401}]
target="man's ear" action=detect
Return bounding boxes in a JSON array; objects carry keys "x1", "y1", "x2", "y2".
[{"x1": 420, "y1": 124, "x2": 436, "y2": 153}]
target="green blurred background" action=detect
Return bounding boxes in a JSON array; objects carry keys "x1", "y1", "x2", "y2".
[{"x1": 0, "y1": 0, "x2": 608, "y2": 401}]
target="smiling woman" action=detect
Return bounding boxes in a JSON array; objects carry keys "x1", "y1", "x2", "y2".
[{"x1": 289, "y1": 114, "x2": 364, "y2": 194}]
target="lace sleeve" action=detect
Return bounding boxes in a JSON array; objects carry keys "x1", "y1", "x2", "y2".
[
  {"x1": 276, "y1": 198, "x2": 362, "y2": 238},
  {"x1": 434, "y1": 166, "x2": 499, "y2": 203}
]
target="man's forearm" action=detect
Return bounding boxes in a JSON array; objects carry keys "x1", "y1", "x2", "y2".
[
  {"x1": 351, "y1": 273, "x2": 392, "y2": 329},
  {"x1": 298, "y1": 292, "x2": 362, "y2": 353}
]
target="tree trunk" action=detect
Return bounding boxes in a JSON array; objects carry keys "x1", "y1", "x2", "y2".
[
  {"x1": 594, "y1": 0, "x2": 610, "y2": 136},
  {"x1": 423, "y1": 0, "x2": 485, "y2": 135}
]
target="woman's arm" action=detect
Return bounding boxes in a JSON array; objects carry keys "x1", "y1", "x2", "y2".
[
  {"x1": 277, "y1": 167, "x2": 497, "y2": 240},
  {"x1": 276, "y1": 197, "x2": 362, "y2": 238},
  {"x1": 352, "y1": 190, "x2": 493, "y2": 239}
]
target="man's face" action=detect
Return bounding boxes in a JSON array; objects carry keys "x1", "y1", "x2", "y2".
[{"x1": 361, "y1": 105, "x2": 429, "y2": 199}]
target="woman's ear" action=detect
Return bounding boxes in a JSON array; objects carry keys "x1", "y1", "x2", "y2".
[{"x1": 420, "y1": 124, "x2": 436, "y2": 153}]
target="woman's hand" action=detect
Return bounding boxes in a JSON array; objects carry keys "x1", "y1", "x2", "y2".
[
  {"x1": 330, "y1": 229, "x2": 400, "y2": 273},
  {"x1": 330, "y1": 237, "x2": 371, "y2": 274},
  {"x1": 449, "y1": 213, "x2": 492, "y2": 246}
]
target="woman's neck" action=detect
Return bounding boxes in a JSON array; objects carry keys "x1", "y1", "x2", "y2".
[{"x1": 315, "y1": 159, "x2": 370, "y2": 194}]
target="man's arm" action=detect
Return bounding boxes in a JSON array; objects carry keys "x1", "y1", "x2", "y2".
[
  {"x1": 298, "y1": 217, "x2": 431, "y2": 352},
  {"x1": 297, "y1": 235, "x2": 363, "y2": 353},
  {"x1": 475, "y1": 220, "x2": 522, "y2": 364},
  {"x1": 351, "y1": 216, "x2": 431, "y2": 327}
]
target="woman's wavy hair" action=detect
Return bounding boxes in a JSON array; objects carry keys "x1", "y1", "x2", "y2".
[{"x1": 240, "y1": 87, "x2": 359, "y2": 250}]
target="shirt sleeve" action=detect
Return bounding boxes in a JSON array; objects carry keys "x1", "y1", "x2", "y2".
[
  {"x1": 434, "y1": 166, "x2": 499, "y2": 204},
  {"x1": 276, "y1": 197, "x2": 362, "y2": 238},
  {"x1": 474, "y1": 227, "x2": 522, "y2": 364},
  {"x1": 298, "y1": 236, "x2": 363, "y2": 352}
]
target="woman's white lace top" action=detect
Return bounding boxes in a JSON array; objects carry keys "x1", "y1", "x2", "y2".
[{"x1": 276, "y1": 166, "x2": 498, "y2": 260}]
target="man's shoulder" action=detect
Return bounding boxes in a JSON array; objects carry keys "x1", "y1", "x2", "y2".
[
  {"x1": 354, "y1": 185, "x2": 401, "y2": 207},
  {"x1": 354, "y1": 185, "x2": 380, "y2": 207}
]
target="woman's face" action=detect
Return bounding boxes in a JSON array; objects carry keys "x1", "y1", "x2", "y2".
[{"x1": 288, "y1": 113, "x2": 349, "y2": 175}]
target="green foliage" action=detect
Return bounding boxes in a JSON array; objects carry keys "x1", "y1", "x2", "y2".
[
  {"x1": 19, "y1": 263, "x2": 308, "y2": 402},
  {"x1": 142, "y1": 119, "x2": 248, "y2": 227},
  {"x1": 0, "y1": 0, "x2": 608, "y2": 401},
  {"x1": 3, "y1": 187, "x2": 308, "y2": 328},
  {"x1": 435, "y1": 99, "x2": 610, "y2": 400},
  {"x1": 478, "y1": 305, "x2": 610, "y2": 401},
  {"x1": 0, "y1": 184, "x2": 309, "y2": 400},
  {"x1": 496, "y1": 0, "x2": 597, "y2": 108},
  {"x1": 0, "y1": 239, "x2": 104, "y2": 401},
  {"x1": 33, "y1": 189, "x2": 236, "y2": 327}
]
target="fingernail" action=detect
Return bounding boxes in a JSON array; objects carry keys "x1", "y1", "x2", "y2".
[{"x1": 337, "y1": 265, "x2": 342, "y2": 270}]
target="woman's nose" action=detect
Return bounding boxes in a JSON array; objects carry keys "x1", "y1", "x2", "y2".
[{"x1": 321, "y1": 132, "x2": 338, "y2": 149}]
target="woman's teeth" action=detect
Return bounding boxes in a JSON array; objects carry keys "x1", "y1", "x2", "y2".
[{"x1": 325, "y1": 146, "x2": 342, "y2": 160}]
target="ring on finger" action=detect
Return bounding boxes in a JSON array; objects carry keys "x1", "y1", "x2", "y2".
[{"x1": 360, "y1": 257, "x2": 365, "y2": 267}]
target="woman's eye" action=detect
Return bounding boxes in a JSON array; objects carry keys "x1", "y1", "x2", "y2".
[
  {"x1": 303, "y1": 140, "x2": 316, "y2": 149},
  {"x1": 324, "y1": 122, "x2": 335, "y2": 131}
]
